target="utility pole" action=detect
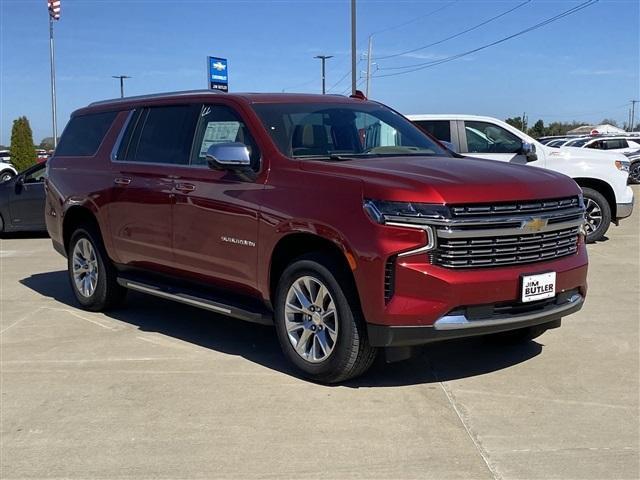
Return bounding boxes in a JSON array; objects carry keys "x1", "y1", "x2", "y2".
[
  {"x1": 630, "y1": 100, "x2": 639, "y2": 132},
  {"x1": 49, "y1": 17, "x2": 58, "y2": 148},
  {"x1": 314, "y1": 56, "x2": 333, "y2": 94},
  {"x1": 365, "y1": 35, "x2": 373, "y2": 97},
  {"x1": 350, "y1": 0, "x2": 357, "y2": 95},
  {"x1": 112, "y1": 75, "x2": 131, "y2": 98}
]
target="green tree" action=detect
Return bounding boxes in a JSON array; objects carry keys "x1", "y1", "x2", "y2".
[
  {"x1": 10, "y1": 117, "x2": 37, "y2": 172},
  {"x1": 505, "y1": 116, "x2": 525, "y2": 131},
  {"x1": 599, "y1": 118, "x2": 619, "y2": 127},
  {"x1": 528, "y1": 119, "x2": 546, "y2": 138}
]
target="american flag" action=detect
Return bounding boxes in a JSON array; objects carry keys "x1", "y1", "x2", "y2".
[{"x1": 47, "y1": 0, "x2": 61, "y2": 20}]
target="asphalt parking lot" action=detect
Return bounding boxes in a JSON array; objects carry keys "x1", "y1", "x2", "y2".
[{"x1": 1, "y1": 187, "x2": 638, "y2": 480}]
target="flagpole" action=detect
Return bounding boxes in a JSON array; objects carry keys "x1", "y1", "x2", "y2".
[{"x1": 48, "y1": 15, "x2": 58, "y2": 148}]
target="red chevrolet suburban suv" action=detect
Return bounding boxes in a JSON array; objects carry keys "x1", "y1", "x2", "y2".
[{"x1": 46, "y1": 91, "x2": 588, "y2": 382}]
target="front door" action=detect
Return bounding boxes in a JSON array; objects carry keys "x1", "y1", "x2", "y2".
[
  {"x1": 9, "y1": 163, "x2": 47, "y2": 229},
  {"x1": 171, "y1": 103, "x2": 266, "y2": 295},
  {"x1": 460, "y1": 120, "x2": 538, "y2": 166}
]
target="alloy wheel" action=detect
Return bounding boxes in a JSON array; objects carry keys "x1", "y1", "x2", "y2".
[
  {"x1": 284, "y1": 275, "x2": 338, "y2": 363},
  {"x1": 629, "y1": 162, "x2": 640, "y2": 184},
  {"x1": 584, "y1": 197, "x2": 603, "y2": 235},
  {"x1": 72, "y1": 238, "x2": 99, "y2": 297}
]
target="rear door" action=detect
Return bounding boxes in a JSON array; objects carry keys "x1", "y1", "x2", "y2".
[
  {"x1": 108, "y1": 104, "x2": 200, "y2": 269},
  {"x1": 8, "y1": 163, "x2": 46, "y2": 229},
  {"x1": 411, "y1": 119, "x2": 459, "y2": 150},
  {"x1": 171, "y1": 103, "x2": 265, "y2": 293}
]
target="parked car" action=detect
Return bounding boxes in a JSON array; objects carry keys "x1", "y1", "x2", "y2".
[
  {"x1": 46, "y1": 91, "x2": 588, "y2": 382},
  {"x1": 408, "y1": 114, "x2": 633, "y2": 242},
  {"x1": 0, "y1": 151, "x2": 17, "y2": 182},
  {"x1": 36, "y1": 149, "x2": 50, "y2": 163},
  {"x1": 566, "y1": 136, "x2": 640, "y2": 153},
  {"x1": 625, "y1": 149, "x2": 640, "y2": 184},
  {"x1": 0, "y1": 161, "x2": 47, "y2": 233}
]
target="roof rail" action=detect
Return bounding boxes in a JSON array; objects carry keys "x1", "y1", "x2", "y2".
[{"x1": 88, "y1": 89, "x2": 220, "y2": 107}]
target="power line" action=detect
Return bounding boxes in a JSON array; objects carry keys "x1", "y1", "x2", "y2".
[
  {"x1": 374, "y1": 0, "x2": 598, "y2": 78},
  {"x1": 368, "y1": 0, "x2": 460, "y2": 37},
  {"x1": 374, "y1": 0, "x2": 531, "y2": 61},
  {"x1": 327, "y1": 0, "x2": 460, "y2": 94}
]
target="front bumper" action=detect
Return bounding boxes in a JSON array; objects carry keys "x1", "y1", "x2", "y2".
[
  {"x1": 616, "y1": 186, "x2": 634, "y2": 220},
  {"x1": 616, "y1": 202, "x2": 633, "y2": 219},
  {"x1": 368, "y1": 291, "x2": 584, "y2": 347}
]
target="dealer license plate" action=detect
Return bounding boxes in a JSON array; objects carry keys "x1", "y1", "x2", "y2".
[{"x1": 521, "y1": 272, "x2": 556, "y2": 303}]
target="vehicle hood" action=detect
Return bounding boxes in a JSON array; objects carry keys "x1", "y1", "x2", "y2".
[{"x1": 299, "y1": 155, "x2": 581, "y2": 204}]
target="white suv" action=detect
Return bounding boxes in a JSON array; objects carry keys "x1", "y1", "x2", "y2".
[
  {"x1": 407, "y1": 114, "x2": 634, "y2": 243},
  {"x1": 0, "y1": 151, "x2": 17, "y2": 182}
]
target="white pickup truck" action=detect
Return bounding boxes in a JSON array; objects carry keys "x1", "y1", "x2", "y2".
[
  {"x1": 0, "y1": 151, "x2": 17, "y2": 182},
  {"x1": 407, "y1": 114, "x2": 634, "y2": 243}
]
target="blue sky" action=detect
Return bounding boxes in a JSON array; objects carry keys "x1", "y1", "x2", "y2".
[{"x1": 1, "y1": 0, "x2": 638, "y2": 145}]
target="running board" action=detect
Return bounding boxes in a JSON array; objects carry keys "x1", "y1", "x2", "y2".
[{"x1": 117, "y1": 277, "x2": 273, "y2": 325}]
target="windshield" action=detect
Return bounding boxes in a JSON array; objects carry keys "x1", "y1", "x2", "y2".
[{"x1": 251, "y1": 102, "x2": 448, "y2": 159}]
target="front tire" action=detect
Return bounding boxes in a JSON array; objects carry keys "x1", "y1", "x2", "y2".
[
  {"x1": 68, "y1": 227, "x2": 126, "y2": 311},
  {"x1": 581, "y1": 187, "x2": 611, "y2": 243},
  {"x1": 628, "y1": 160, "x2": 640, "y2": 185},
  {"x1": 274, "y1": 254, "x2": 377, "y2": 383},
  {"x1": 0, "y1": 170, "x2": 14, "y2": 183}
]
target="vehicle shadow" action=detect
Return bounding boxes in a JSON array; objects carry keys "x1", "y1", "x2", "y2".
[
  {"x1": 20, "y1": 270, "x2": 543, "y2": 388},
  {"x1": 1, "y1": 231, "x2": 49, "y2": 239}
]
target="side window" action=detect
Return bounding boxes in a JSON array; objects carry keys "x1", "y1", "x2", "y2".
[
  {"x1": 23, "y1": 165, "x2": 47, "y2": 184},
  {"x1": 191, "y1": 104, "x2": 261, "y2": 170},
  {"x1": 413, "y1": 120, "x2": 451, "y2": 142},
  {"x1": 587, "y1": 140, "x2": 603, "y2": 150},
  {"x1": 119, "y1": 105, "x2": 200, "y2": 165},
  {"x1": 464, "y1": 121, "x2": 522, "y2": 154},
  {"x1": 55, "y1": 111, "x2": 117, "y2": 156}
]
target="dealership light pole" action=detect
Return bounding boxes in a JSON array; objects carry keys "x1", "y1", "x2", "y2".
[
  {"x1": 47, "y1": 1, "x2": 61, "y2": 148},
  {"x1": 631, "y1": 100, "x2": 639, "y2": 131},
  {"x1": 112, "y1": 75, "x2": 131, "y2": 98},
  {"x1": 314, "y1": 55, "x2": 333, "y2": 94}
]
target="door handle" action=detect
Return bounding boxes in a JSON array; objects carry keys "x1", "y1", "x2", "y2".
[
  {"x1": 174, "y1": 182, "x2": 196, "y2": 193},
  {"x1": 114, "y1": 176, "x2": 132, "y2": 186}
]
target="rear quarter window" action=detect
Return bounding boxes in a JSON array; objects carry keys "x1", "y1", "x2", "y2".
[{"x1": 55, "y1": 111, "x2": 117, "y2": 156}]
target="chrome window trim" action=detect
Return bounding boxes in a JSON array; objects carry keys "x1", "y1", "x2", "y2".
[{"x1": 110, "y1": 110, "x2": 135, "y2": 162}]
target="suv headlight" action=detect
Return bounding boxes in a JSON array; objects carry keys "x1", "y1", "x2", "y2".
[
  {"x1": 363, "y1": 199, "x2": 449, "y2": 224},
  {"x1": 363, "y1": 199, "x2": 447, "y2": 255},
  {"x1": 615, "y1": 160, "x2": 630, "y2": 172}
]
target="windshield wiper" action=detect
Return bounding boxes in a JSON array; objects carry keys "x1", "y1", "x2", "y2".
[{"x1": 293, "y1": 154, "x2": 353, "y2": 161}]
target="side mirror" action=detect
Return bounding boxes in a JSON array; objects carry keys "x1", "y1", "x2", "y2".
[
  {"x1": 521, "y1": 142, "x2": 538, "y2": 162},
  {"x1": 205, "y1": 142, "x2": 251, "y2": 170},
  {"x1": 14, "y1": 175, "x2": 24, "y2": 193}
]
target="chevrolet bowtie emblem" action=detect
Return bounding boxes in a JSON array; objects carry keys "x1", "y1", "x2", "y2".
[{"x1": 522, "y1": 217, "x2": 548, "y2": 232}]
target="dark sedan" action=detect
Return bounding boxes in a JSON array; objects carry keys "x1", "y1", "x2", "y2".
[{"x1": 0, "y1": 162, "x2": 47, "y2": 233}]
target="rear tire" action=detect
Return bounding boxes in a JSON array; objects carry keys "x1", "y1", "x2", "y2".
[
  {"x1": 67, "y1": 226, "x2": 126, "y2": 311},
  {"x1": 581, "y1": 187, "x2": 611, "y2": 243},
  {"x1": 274, "y1": 254, "x2": 377, "y2": 383}
]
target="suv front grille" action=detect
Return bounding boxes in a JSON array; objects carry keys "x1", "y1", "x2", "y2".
[
  {"x1": 430, "y1": 196, "x2": 584, "y2": 269},
  {"x1": 433, "y1": 226, "x2": 579, "y2": 268},
  {"x1": 450, "y1": 197, "x2": 580, "y2": 218}
]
